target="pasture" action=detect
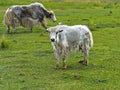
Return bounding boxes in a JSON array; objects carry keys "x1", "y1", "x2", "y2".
[{"x1": 0, "y1": 1, "x2": 120, "y2": 90}]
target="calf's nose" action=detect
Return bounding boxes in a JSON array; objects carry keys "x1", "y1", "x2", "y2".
[{"x1": 51, "y1": 38, "x2": 55, "y2": 42}]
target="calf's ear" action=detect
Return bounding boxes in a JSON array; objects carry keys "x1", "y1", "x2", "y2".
[
  {"x1": 46, "y1": 29, "x2": 50, "y2": 33},
  {"x1": 59, "y1": 30, "x2": 63, "y2": 33}
]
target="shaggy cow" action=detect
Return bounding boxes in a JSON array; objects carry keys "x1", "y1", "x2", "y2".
[
  {"x1": 27, "y1": 2, "x2": 57, "y2": 23},
  {"x1": 4, "y1": 7, "x2": 40, "y2": 33},
  {"x1": 3, "y1": 2, "x2": 56, "y2": 33},
  {"x1": 46, "y1": 25, "x2": 93, "y2": 69}
]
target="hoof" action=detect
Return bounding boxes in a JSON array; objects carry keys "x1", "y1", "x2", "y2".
[
  {"x1": 79, "y1": 60, "x2": 88, "y2": 66},
  {"x1": 55, "y1": 64, "x2": 59, "y2": 70},
  {"x1": 55, "y1": 66, "x2": 59, "y2": 70},
  {"x1": 62, "y1": 66, "x2": 67, "y2": 70},
  {"x1": 63, "y1": 63, "x2": 67, "y2": 69}
]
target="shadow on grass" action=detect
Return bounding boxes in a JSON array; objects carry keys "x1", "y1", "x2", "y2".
[{"x1": 65, "y1": 63, "x2": 105, "y2": 71}]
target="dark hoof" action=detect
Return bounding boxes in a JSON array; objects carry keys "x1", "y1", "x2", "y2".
[
  {"x1": 62, "y1": 67, "x2": 67, "y2": 70},
  {"x1": 79, "y1": 61, "x2": 88, "y2": 66},
  {"x1": 55, "y1": 65, "x2": 59, "y2": 70}
]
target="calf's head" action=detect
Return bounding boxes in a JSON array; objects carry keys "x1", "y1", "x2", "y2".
[{"x1": 46, "y1": 27, "x2": 63, "y2": 42}]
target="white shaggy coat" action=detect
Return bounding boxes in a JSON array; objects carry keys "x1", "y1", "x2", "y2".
[{"x1": 47, "y1": 25, "x2": 93, "y2": 69}]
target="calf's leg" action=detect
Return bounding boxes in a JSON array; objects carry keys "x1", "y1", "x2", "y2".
[
  {"x1": 54, "y1": 49, "x2": 61, "y2": 69},
  {"x1": 83, "y1": 38, "x2": 89, "y2": 65},
  {"x1": 62, "y1": 49, "x2": 68, "y2": 69},
  {"x1": 83, "y1": 50, "x2": 89, "y2": 65}
]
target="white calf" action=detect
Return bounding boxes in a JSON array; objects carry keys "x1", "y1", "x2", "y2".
[{"x1": 46, "y1": 25, "x2": 93, "y2": 69}]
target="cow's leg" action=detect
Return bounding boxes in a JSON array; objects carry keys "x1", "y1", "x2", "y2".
[
  {"x1": 41, "y1": 19, "x2": 47, "y2": 29},
  {"x1": 30, "y1": 27, "x2": 33, "y2": 32},
  {"x1": 13, "y1": 27, "x2": 17, "y2": 33},
  {"x1": 12, "y1": 25, "x2": 17, "y2": 33},
  {"x1": 7, "y1": 25, "x2": 10, "y2": 33}
]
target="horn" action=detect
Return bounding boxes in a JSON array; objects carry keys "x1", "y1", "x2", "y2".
[{"x1": 46, "y1": 29, "x2": 50, "y2": 33}]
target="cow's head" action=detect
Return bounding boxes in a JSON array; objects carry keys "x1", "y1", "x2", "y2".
[
  {"x1": 48, "y1": 11, "x2": 57, "y2": 22},
  {"x1": 46, "y1": 27, "x2": 63, "y2": 42}
]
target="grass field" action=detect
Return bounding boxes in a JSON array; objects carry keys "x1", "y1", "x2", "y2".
[{"x1": 0, "y1": 1, "x2": 120, "y2": 90}]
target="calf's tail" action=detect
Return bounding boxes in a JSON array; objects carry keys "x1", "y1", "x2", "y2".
[{"x1": 88, "y1": 31, "x2": 93, "y2": 48}]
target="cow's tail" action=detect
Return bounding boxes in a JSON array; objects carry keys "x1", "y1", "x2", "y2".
[{"x1": 3, "y1": 8, "x2": 14, "y2": 25}]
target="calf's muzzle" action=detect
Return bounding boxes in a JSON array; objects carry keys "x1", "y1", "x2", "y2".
[{"x1": 51, "y1": 38, "x2": 55, "y2": 42}]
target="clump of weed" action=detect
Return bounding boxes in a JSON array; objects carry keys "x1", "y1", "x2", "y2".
[
  {"x1": 104, "y1": 3, "x2": 113, "y2": 9},
  {"x1": 1, "y1": 34, "x2": 9, "y2": 49}
]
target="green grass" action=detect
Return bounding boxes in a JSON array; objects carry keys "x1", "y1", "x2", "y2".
[{"x1": 0, "y1": 1, "x2": 120, "y2": 90}]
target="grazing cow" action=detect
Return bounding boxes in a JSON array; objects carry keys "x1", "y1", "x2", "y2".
[
  {"x1": 28, "y1": 2, "x2": 57, "y2": 23},
  {"x1": 3, "y1": 2, "x2": 56, "y2": 33},
  {"x1": 3, "y1": 7, "x2": 40, "y2": 33},
  {"x1": 46, "y1": 25, "x2": 93, "y2": 69},
  {"x1": 4, "y1": 7, "x2": 20, "y2": 33}
]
